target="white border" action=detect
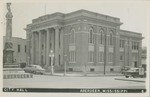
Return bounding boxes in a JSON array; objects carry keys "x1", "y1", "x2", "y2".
[{"x1": 0, "y1": 0, "x2": 149, "y2": 97}]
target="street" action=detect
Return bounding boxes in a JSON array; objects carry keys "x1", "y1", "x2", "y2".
[{"x1": 3, "y1": 74, "x2": 145, "y2": 89}]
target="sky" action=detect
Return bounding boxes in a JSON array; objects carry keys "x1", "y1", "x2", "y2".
[{"x1": 1, "y1": 0, "x2": 150, "y2": 47}]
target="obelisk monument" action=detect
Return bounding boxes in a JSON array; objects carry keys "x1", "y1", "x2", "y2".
[
  {"x1": 3, "y1": 3, "x2": 33, "y2": 79},
  {"x1": 3, "y1": 3, "x2": 14, "y2": 66}
]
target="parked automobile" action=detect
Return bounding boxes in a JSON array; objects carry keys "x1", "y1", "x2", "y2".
[
  {"x1": 121, "y1": 67, "x2": 130, "y2": 74},
  {"x1": 124, "y1": 68, "x2": 146, "y2": 78},
  {"x1": 19, "y1": 62, "x2": 27, "y2": 68},
  {"x1": 24, "y1": 65, "x2": 45, "y2": 75}
]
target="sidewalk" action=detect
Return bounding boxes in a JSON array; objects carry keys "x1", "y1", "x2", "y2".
[
  {"x1": 115, "y1": 77, "x2": 145, "y2": 82},
  {"x1": 44, "y1": 72, "x2": 123, "y2": 77}
]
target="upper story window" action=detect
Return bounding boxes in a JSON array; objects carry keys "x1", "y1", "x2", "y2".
[
  {"x1": 132, "y1": 42, "x2": 139, "y2": 50},
  {"x1": 42, "y1": 44, "x2": 44, "y2": 50},
  {"x1": 98, "y1": 29, "x2": 104, "y2": 45},
  {"x1": 25, "y1": 45, "x2": 26, "y2": 53},
  {"x1": 109, "y1": 31, "x2": 113, "y2": 45},
  {"x1": 69, "y1": 29, "x2": 75, "y2": 44},
  {"x1": 120, "y1": 55, "x2": 123, "y2": 61},
  {"x1": 18, "y1": 44, "x2": 21, "y2": 52},
  {"x1": 88, "y1": 28, "x2": 94, "y2": 44},
  {"x1": 120, "y1": 40, "x2": 125, "y2": 48}
]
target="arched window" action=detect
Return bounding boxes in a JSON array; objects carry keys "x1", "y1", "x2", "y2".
[
  {"x1": 69, "y1": 29, "x2": 75, "y2": 44},
  {"x1": 109, "y1": 31, "x2": 113, "y2": 45},
  {"x1": 88, "y1": 28, "x2": 94, "y2": 44},
  {"x1": 99, "y1": 29, "x2": 104, "y2": 44}
]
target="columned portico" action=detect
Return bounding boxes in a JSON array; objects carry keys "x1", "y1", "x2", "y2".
[{"x1": 30, "y1": 27, "x2": 61, "y2": 67}]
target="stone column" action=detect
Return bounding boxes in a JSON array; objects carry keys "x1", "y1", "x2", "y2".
[
  {"x1": 43, "y1": 31, "x2": 46, "y2": 65},
  {"x1": 104, "y1": 28, "x2": 108, "y2": 75},
  {"x1": 54, "y1": 26, "x2": 60, "y2": 66},
  {"x1": 124, "y1": 39, "x2": 128, "y2": 67},
  {"x1": 60, "y1": 27, "x2": 64, "y2": 65},
  {"x1": 138, "y1": 41, "x2": 142, "y2": 67},
  {"x1": 94, "y1": 26, "x2": 98, "y2": 65},
  {"x1": 114, "y1": 31, "x2": 120, "y2": 66},
  {"x1": 46, "y1": 29, "x2": 50, "y2": 66},
  {"x1": 31, "y1": 32, "x2": 35, "y2": 64},
  {"x1": 128, "y1": 40, "x2": 132, "y2": 67},
  {"x1": 38, "y1": 31, "x2": 42, "y2": 65},
  {"x1": 25, "y1": 28, "x2": 31, "y2": 65},
  {"x1": 35, "y1": 32, "x2": 39, "y2": 64}
]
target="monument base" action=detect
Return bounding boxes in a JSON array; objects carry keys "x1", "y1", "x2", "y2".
[{"x1": 3, "y1": 63, "x2": 33, "y2": 79}]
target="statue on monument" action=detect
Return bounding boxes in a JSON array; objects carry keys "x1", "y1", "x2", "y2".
[{"x1": 6, "y1": 3, "x2": 13, "y2": 42}]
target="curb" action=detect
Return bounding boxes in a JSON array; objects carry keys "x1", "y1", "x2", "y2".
[
  {"x1": 115, "y1": 78, "x2": 145, "y2": 82},
  {"x1": 44, "y1": 73, "x2": 123, "y2": 77}
]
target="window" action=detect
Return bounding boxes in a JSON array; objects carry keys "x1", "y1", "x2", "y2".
[
  {"x1": 134, "y1": 42, "x2": 136, "y2": 49},
  {"x1": 120, "y1": 40, "x2": 124, "y2": 48},
  {"x1": 132, "y1": 42, "x2": 134, "y2": 49},
  {"x1": 90, "y1": 68, "x2": 95, "y2": 72},
  {"x1": 98, "y1": 29, "x2": 104, "y2": 45},
  {"x1": 42, "y1": 44, "x2": 44, "y2": 50},
  {"x1": 59, "y1": 55, "x2": 60, "y2": 65},
  {"x1": 88, "y1": 28, "x2": 94, "y2": 44},
  {"x1": 88, "y1": 51, "x2": 94, "y2": 62},
  {"x1": 109, "y1": 53, "x2": 113, "y2": 62},
  {"x1": 98, "y1": 52, "x2": 104, "y2": 62},
  {"x1": 132, "y1": 42, "x2": 139, "y2": 50},
  {"x1": 109, "y1": 32, "x2": 113, "y2": 45},
  {"x1": 59, "y1": 31, "x2": 61, "y2": 48},
  {"x1": 137, "y1": 43, "x2": 139, "y2": 50},
  {"x1": 18, "y1": 44, "x2": 20, "y2": 52},
  {"x1": 69, "y1": 51, "x2": 76, "y2": 62},
  {"x1": 120, "y1": 55, "x2": 123, "y2": 61},
  {"x1": 25, "y1": 45, "x2": 26, "y2": 52},
  {"x1": 69, "y1": 68, "x2": 73, "y2": 71},
  {"x1": 110, "y1": 68, "x2": 114, "y2": 72},
  {"x1": 69, "y1": 29, "x2": 75, "y2": 44}
]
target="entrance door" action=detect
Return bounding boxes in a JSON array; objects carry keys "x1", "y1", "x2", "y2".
[{"x1": 134, "y1": 61, "x2": 137, "y2": 67}]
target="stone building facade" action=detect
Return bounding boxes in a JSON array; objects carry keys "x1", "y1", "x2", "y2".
[
  {"x1": 25, "y1": 10, "x2": 142, "y2": 73},
  {"x1": 3, "y1": 36, "x2": 27, "y2": 64}
]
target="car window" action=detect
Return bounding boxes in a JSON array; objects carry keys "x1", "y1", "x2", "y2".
[{"x1": 35, "y1": 66, "x2": 43, "y2": 69}]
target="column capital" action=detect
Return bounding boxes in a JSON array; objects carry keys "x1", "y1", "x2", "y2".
[
  {"x1": 54, "y1": 26, "x2": 63, "y2": 30},
  {"x1": 36, "y1": 30, "x2": 42, "y2": 33}
]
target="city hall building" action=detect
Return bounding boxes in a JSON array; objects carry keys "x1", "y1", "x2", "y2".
[{"x1": 25, "y1": 10, "x2": 142, "y2": 73}]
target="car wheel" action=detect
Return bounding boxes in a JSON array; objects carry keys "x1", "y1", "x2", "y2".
[{"x1": 125, "y1": 76, "x2": 129, "y2": 78}]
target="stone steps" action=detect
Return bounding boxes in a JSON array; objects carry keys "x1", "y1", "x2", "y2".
[{"x1": 3, "y1": 64, "x2": 20, "y2": 68}]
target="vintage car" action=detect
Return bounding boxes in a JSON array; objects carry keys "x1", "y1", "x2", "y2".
[
  {"x1": 24, "y1": 65, "x2": 45, "y2": 75},
  {"x1": 124, "y1": 68, "x2": 145, "y2": 78}
]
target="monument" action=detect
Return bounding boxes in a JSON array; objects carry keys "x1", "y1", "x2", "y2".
[
  {"x1": 3, "y1": 3, "x2": 33, "y2": 79},
  {"x1": 3, "y1": 3, "x2": 14, "y2": 66}
]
